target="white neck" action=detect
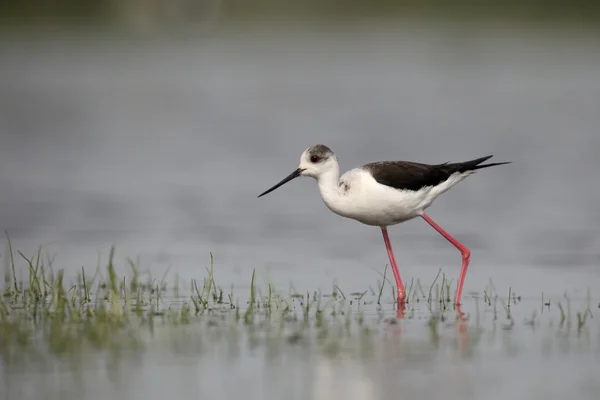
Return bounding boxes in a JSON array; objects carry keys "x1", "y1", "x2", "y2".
[{"x1": 316, "y1": 163, "x2": 346, "y2": 215}]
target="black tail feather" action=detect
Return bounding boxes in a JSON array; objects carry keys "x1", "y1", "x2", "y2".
[
  {"x1": 472, "y1": 161, "x2": 512, "y2": 170},
  {"x1": 454, "y1": 155, "x2": 511, "y2": 173}
]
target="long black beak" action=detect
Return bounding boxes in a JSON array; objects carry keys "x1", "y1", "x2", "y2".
[{"x1": 257, "y1": 168, "x2": 304, "y2": 198}]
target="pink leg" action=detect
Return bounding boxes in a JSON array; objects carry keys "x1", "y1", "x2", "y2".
[
  {"x1": 420, "y1": 212, "x2": 471, "y2": 306},
  {"x1": 380, "y1": 227, "x2": 406, "y2": 303}
]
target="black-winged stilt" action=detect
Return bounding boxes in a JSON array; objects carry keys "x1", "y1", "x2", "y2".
[{"x1": 258, "y1": 144, "x2": 510, "y2": 306}]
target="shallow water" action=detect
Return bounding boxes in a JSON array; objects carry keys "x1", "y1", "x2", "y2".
[
  {"x1": 1, "y1": 19, "x2": 600, "y2": 400},
  {"x1": 1, "y1": 294, "x2": 599, "y2": 400}
]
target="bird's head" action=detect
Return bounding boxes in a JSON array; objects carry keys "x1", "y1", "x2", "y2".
[{"x1": 257, "y1": 144, "x2": 337, "y2": 198}]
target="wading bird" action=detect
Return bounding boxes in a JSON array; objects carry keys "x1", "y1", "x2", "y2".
[{"x1": 258, "y1": 144, "x2": 510, "y2": 306}]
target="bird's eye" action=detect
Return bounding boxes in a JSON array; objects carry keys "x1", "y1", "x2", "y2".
[{"x1": 310, "y1": 155, "x2": 320, "y2": 163}]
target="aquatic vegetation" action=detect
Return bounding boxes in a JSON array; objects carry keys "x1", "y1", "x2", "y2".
[{"x1": 0, "y1": 234, "x2": 598, "y2": 369}]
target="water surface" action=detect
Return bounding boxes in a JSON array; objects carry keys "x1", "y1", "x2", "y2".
[{"x1": 1, "y1": 20, "x2": 600, "y2": 400}]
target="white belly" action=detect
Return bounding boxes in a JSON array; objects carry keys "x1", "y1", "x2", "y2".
[{"x1": 339, "y1": 187, "x2": 429, "y2": 226}]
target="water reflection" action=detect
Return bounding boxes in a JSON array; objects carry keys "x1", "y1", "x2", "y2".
[{"x1": 4, "y1": 296, "x2": 597, "y2": 400}]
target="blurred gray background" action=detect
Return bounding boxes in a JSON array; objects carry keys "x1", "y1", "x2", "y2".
[
  {"x1": 1, "y1": 0, "x2": 600, "y2": 296},
  {"x1": 2, "y1": 3, "x2": 600, "y2": 400}
]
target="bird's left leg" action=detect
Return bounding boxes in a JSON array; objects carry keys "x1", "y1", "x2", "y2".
[{"x1": 420, "y1": 212, "x2": 471, "y2": 306}]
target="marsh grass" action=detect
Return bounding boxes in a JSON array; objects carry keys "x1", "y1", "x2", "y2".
[
  {"x1": 1, "y1": 234, "x2": 597, "y2": 365},
  {"x1": 1, "y1": 236, "x2": 391, "y2": 360}
]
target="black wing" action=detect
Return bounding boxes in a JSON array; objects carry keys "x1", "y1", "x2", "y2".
[{"x1": 363, "y1": 155, "x2": 508, "y2": 192}]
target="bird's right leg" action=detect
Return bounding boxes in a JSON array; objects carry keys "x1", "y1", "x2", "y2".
[{"x1": 380, "y1": 227, "x2": 406, "y2": 303}]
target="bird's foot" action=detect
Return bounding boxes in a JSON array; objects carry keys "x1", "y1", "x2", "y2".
[{"x1": 397, "y1": 291, "x2": 406, "y2": 305}]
